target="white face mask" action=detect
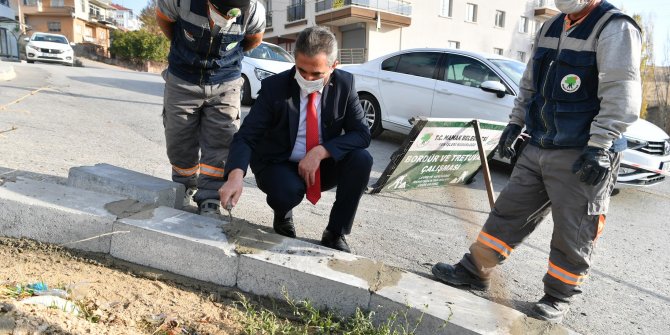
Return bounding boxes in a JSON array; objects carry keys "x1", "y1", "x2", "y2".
[
  {"x1": 294, "y1": 70, "x2": 329, "y2": 95},
  {"x1": 209, "y1": 4, "x2": 237, "y2": 28},
  {"x1": 555, "y1": 0, "x2": 591, "y2": 14}
]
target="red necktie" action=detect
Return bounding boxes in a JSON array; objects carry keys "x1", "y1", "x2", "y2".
[{"x1": 306, "y1": 92, "x2": 321, "y2": 205}]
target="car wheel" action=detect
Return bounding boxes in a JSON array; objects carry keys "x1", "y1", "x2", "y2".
[
  {"x1": 240, "y1": 75, "x2": 253, "y2": 106},
  {"x1": 359, "y1": 93, "x2": 383, "y2": 138}
]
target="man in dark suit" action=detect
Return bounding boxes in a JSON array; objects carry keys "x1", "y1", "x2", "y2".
[{"x1": 218, "y1": 26, "x2": 372, "y2": 252}]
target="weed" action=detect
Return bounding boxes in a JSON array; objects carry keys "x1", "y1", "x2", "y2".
[{"x1": 234, "y1": 288, "x2": 431, "y2": 335}]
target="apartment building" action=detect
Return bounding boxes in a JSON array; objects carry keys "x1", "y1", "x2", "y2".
[
  {"x1": 17, "y1": 0, "x2": 117, "y2": 55},
  {"x1": 260, "y1": 0, "x2": 559, "y2": 64},
  {"x1": 0, "y1": 0, "x2": 18, "y2": 58},
  {"x1": 111, "y1": 3, "x2": 140, "y2": 31}
]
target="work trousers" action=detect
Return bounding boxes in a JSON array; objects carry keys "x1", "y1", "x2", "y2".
[
  {"x1": 460, "y1": 144, "x2": 620, "y2": 300},
  {"x1": 162, "y1": 71, "x2": 242, "y2": 203},
  {"x1": 254, "y1": 149, "x2": 373, "y2": 235}
]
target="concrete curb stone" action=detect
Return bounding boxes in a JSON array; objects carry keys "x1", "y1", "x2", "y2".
[
  {"x1": 111, "y1": 206, "x2": 238, "y2": 286},
  {"x1": 0, "y1": 177, "x2": 125, "y2": 253},
  {"x1": 67, "y1": 164, "x2": 185, "y2": 209},
  {"x1": 0, "y1": 60, "x2": 16, "y2": 81}
]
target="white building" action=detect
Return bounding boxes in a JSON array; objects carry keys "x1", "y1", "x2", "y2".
[
  {"x1": 0, "y1": 0, "x2": 19, "y2": 59},
  {"x1": 111, "y1": 3, "x2": 140, "y2": 31},
  {"x1": 260, "y1": 0, "x2": 559, "y2": 64}
]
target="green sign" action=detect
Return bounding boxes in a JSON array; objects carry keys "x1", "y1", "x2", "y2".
[{"x1": 372, "y1": 118, "x2": 506, "y2": 193}]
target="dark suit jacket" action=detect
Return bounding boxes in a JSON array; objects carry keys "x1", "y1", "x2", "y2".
[{"x1": 224, "y1": 67, "x2": 371, "y2": 178}]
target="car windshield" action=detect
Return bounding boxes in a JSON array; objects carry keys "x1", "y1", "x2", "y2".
[
  {"x1": 244, "y1": 44, "x2": 294, "y2": 63},
  {"x1": 488, "y1": 59, "x2": 525, "y2": 86},
  {"x1": 33, "y1": 34, "x2": 68, "y2": 44}
]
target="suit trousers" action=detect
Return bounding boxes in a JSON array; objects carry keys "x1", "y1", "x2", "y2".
[
  {"x1": 254, "y1": 149, "x2": 373, "y2": 235},
  {"x1": 162, "y1": 71, "x2": 242, "y2": 203},
  {"x1": 459, "y1": 144, "x2": 620, "y2": 300}
]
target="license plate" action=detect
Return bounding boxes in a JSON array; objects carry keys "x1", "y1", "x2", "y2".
[{"x1": 45, "y1": 53, "x2": 57, "y2": 57}]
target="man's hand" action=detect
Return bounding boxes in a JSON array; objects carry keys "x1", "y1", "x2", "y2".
[
  {"x1": 218, "y1": 169, "x2": 245, "y2": 208},
  {"x1": 572, "y1": 147, "x2": 612, "y2": 186},
  {"x1": 299, "y1": 145, "x2": 330, "y2": 187},
  {"x1": 497, "y1": 123, "x2": 523, "y2": 159}
]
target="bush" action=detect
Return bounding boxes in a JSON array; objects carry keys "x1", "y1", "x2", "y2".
[{"x1": 110, "y1": 29, "x2": 169, "y2": 63}]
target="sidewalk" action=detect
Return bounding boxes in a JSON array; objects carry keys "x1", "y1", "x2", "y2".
[{"x1": 0, "y1": 59, "x2": 16, "y2": 81}]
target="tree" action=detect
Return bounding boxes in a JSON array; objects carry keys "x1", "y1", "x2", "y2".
[
  {"x1": 635, "y1": 14, "x2": 654, "y2": 119},
  {"x1": 139, "y1": 0, "x2": 162, "y2": 35}
]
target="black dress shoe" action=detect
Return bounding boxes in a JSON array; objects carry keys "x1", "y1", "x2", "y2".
[
  {"x1": 320, "y1": 230, "x2": 351, "y2": 253},
  {"x1": 431, "y1": 262, "x2": 490, "y2": 291},
  {"x1": 273, "y1": 215, "x2": 296, "y2": 238}
]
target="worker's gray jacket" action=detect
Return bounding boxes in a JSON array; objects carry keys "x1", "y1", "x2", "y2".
[
  {"x1": 510, "y1": 1, "x2": 642, "y2": 152},
  {"x1": 157, "y1": 0, "x2": 265, "y2": 85}
]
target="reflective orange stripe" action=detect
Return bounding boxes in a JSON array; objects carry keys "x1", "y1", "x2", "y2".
[
  {"x1": 547, "y1": 261, "x2": 586, "y2": 286},
  {"x1": 477, "y1": 231, "x2": 513, "y2": 258},
  {"x1": 595, "y1": 214, "x2": 606, "y2": 241},
  {"x1": 172, "y1": 164, "x2": 199, "y2": 177},
  {"x1": 156, "y1": 7, "x2": 175, "y2": 22},
  {"x1": 199, "y1": 163, "x2": 224, "y2": 178}
]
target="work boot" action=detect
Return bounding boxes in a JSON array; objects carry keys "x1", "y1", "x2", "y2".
[
  {"x1": 198, "y1": 199, "x2": 222, "y2": 219},
  {"x1": 533, "y1": 294, "x2": 570, "y2": 323},
  {"x1": 431, "y1": 262, "x2": 490, "y2": 291}
]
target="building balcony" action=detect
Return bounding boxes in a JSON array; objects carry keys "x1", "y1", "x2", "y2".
[
  {"x1": 23, "y1": 5, "x2": 75, "y2": 17},
  {"x1": 314, "y1": 0, "x2": 411, "y2": 27},
  {"x1": 535, "y1": 0, "x2": 559, "y2": 19},
  {"x1": 315, "y1": 0, "x2": 411, "y2": 16}
]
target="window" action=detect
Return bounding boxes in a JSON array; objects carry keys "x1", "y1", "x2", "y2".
[
  {"x1": 517, "y1": 51, "x2": 527, "y2": 62},
  {"x1": 466, "y1": 3, "x2": 477, "y2": 23},
  {"x1": 23, "y1": 0, "x2": 38, "y2": 5},
  {"x1": 494, "y1": 48, "x2": 504, "y2": 56},
  {"x1": 448, "y1": 40, "x2": 460, "y2": 49},
  {"x1": 393, "y1": 52, "x2": 442, "y2": 79},
  {"x1": 495, "y1": 10, "x2": 505, "y2": 28},
  {"x1": 519, "y1": 16, "x2": 529, "y2": 33},
  {"x1": 381, "y1": 55, "x2": 400, "y2": 72},
  {"x1": 48, "y1": 21, "x2": 61, "y2": 32},
  {"x1": 50, "y1": 0, "x2": 63, "y2": 7},
  {"x1": 444, "y1": 55, "x2": 503, "y2": 88},
  {"x1": 440, "y1": 0, "x2": 453, "y2": 17}
]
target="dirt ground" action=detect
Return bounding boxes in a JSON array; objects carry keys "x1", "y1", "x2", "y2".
[{"x1": 0, "y1": 237, "x2": 246, "y2": 335}]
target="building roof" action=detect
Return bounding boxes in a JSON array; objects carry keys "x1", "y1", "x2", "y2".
[{"x1": 111, "y1": 4, "x2": 131, "y2": 11}]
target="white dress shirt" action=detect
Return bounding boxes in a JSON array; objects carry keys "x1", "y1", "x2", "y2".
[{"x1": 289, "y1": 88, "x2": 324, "y2": 162}]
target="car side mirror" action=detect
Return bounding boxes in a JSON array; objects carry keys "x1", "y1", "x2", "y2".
[
  {"x1": 24, "y1": 37, "x2": 29, "y2": 42},
  {"x1": 70, "y1": 42, "x2": 76, "y2": 47},
  {"x1": 480, "y1": 81, "x2": 507, "y2": 98}
]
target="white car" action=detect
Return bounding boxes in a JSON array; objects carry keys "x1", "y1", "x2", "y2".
[
  {"x1": 343, "y1": 48, "x2": 670, "y2": 188},
  {"x1": 241, "y1": 41, "x2": 294, "y2": 105},
  {"x1": 25, "y1": 32, "x2": 75, "y2": 66}
]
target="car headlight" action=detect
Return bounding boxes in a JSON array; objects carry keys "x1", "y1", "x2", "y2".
[
  {"x1": 254, "y1": 68, "x2": 275, "y2": 81},
  {"x1": 665, "y1": 139, "x2": 670, "y2": 156},
  {"x1": 26, "y1": 44, "x2": 39, "y2": 50}
]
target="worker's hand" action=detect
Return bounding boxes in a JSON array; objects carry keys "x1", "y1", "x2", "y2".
[
  {"x1": 299, "y1": 145, "x2": 329, "y2": 187},
  {"x1": 218, "y1": 169, "x2": 245, "y2": 208},
  {"x1": 497, "y1": 123, "x2": 523, "y2": 159},
  {"x1": 572, "y1": 146, "x2": 612, "y2": 186}
]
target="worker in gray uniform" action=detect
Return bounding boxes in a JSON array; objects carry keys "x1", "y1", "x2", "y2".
[
  {"x1": 156, "y1": 0, "x2": 265, "y2": 217},
  {"x1": 431, "y1": 0, "x2": 641, "y2": 323}
]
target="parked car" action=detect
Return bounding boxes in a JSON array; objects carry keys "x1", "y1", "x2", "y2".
[
  {"x1": 241, "y1": 41, "x2": 294, "y2": 105},
  {"x1": 24, "y1": 32, "x2": 75, "y2": 66},
  {"x1": 343, "y1": 48, "x2": 670, "y2": 188}
]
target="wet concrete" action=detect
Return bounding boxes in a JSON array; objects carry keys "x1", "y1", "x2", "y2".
[
  {"x1": 328, "y1": 258, "x2": 405, "y2": 292},
  {"x1": 104, "y1": 199, "x2": 156, "y2": 220}
]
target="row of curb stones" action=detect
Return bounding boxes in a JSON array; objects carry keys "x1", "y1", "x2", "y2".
[{"x1": 0, "y1": 163, "x2": 576, "y2": 334}]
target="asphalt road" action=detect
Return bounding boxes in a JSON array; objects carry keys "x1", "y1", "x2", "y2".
[{"x1": 1, "y1": 61, "x2": 669, "y2": 335}]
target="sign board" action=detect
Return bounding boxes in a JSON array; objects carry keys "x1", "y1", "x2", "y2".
[{"x1": 371, "y1": 118, "x2": 506, "y2": 193}]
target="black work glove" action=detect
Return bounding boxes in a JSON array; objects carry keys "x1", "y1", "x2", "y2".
[
  {"x1": 497, "y1": 123, "x2": 523, "y2": 159},
  {"x1": 572, "y1": 146, "x2": 612, "y2": 186}
]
